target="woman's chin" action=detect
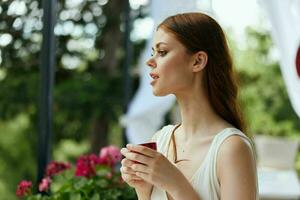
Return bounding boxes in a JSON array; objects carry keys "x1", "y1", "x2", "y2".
[{"x1": 152, "y1": 88, "x2": 168, "y2": 96}]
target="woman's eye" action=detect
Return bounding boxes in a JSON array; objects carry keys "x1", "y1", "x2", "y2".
[
  {"x1": 150, "y1": 50, "x2": 167, "y2": 57},
  {"x1": 158, "y1": 50, "x2": 167, "y2": 56}
]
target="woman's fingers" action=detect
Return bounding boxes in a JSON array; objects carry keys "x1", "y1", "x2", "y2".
[
  {"x1": 121, "y1": 168, "x2": 142, "y2": 181},
  {"x1": 121, "y1": 151, "x2": 151, "y2": 165},
  {"x1": 126, "y1": 144, "x2": 156, "y2": 158},
  {"x1": 131, "y1": 163, "x2": 150, "y2": 174},
  {"x1": 120, "y1": 166, "x2": 135, "y2": 175},
  {"x1": 120, "y1": 147, "x2": 130, "y2": 156},
  {"x1": 121, "y1": 158, "x2": 135, "y2": 167},
  {"x1": 121, "y1": 159, "x2": 148, "y2": 182}
]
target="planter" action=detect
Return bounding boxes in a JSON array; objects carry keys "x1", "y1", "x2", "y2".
[{"x1": 255, "y1": 135, "x2": 300, "y2": 200}]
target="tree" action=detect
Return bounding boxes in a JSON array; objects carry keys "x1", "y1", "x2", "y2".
[
  {"x1": 0, "y1": 0, "x2": 147, "y2": 198},
  {"x1": 230, "y1": 27, "x2": 300, "y2": 137}
]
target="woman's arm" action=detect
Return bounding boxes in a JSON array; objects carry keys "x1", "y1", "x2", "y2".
[
  {"x1": 166, "y1": 176, "x2": 201, "y2": 200},
  {"x1": 135, "y1": 187, "x2": 153, "y2": 200},
  {"x1": 217, "y1": 136, "x2": 257, "y2": 200}
]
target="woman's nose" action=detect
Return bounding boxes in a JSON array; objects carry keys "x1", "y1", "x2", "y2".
[{"x1": 146, "y1": 58, "x2": 156, "y2": 68}]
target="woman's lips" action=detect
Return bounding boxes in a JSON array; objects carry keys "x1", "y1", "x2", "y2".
[
  {"x1": 150, "y1": 78, "x2": 158, "y2": 85},
  {"x1": 150, "y1": 73, "x2": 159, "y2": 85}
]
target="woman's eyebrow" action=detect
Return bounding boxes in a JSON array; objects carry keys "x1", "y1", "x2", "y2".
[{"x1": 152, "y1": 42, "x2": 168, "y2": 50}]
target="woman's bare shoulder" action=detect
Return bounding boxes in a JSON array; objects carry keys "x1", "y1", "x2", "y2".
[
  {"x1": 216, "y1": 135, "x2": 257, "y2": 199},
  {"x1": 217, "y1": 134, "x2": 253, "y2": 162}
]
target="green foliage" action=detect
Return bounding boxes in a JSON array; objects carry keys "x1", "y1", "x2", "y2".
[
  {"x1": 54, "y1": 73, "x2": 123, "y2": 140},
  {"x1": 53, "y1": 139, "x2": 89, "y2": 162},
  {"x1": 0, "y1": 114, "x2": 36, "y2": 200},
  {"x1": 0, "y1": 0, "x2": 147, "y2": 197},
  {"x1": 37, "y1": 170, "x2": 136, "y2": 200},
  {"x1": 229, "y1": 27, "x2": 300, "y2": 138},
  {"x1": 17, "y1": 156, "x2": 137, "y2": 200}
]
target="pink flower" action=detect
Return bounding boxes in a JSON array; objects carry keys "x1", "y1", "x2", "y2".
[
  {"x1": 46, "y1": 161, "x2": 71, "y2": 177},
  {"x1": 38, "y1": 177, "x2": 51, "y2": 192},
  {"x1": 99, "y1": 145, "x2": 122, "y2": 166},
  {"x1": 75, "y1": 146, "x2": 122, "y2": 178},
  {"x1": 75, "y1": 154, "x2": 98, "y2": 178},
  {"x1": 16, "y1": 180, "x2": 32, "y2": 197}
]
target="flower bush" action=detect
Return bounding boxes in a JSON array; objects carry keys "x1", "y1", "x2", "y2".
[{"x1": 16, "y1": 145, "x2": 136, "y2": 200}]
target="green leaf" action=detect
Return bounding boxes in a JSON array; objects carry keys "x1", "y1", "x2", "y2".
[
  {"x1": 27, "y1": 194, "x2": 42, "y2": 200},
  {"x1": 95, "y1": 179, "x2": 109, "y2": 188},
  {"x1": 70, "y1": 192, "x2": 81, "y2": 200},
  {"x1": 95, "y1": 165, "x2": 111, "y2": 176},
  {"x1": 73, "y1": 177, "x2": 88, "y2": 190},
  {"x1": 90, "y1": 193, "x2": 100, "y2": 200}
]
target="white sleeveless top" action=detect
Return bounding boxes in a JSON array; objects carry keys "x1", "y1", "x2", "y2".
[{"x1": 150, "y1": 125, "x2": 259, "y2": 200}]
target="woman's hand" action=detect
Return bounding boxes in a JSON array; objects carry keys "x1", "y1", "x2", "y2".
[
  {"x1": 120, "y1": 149, "x2": 153, "y2": 198},
  {"x1": 121, "y1": 144, "x2": 186, "y2": 194}
]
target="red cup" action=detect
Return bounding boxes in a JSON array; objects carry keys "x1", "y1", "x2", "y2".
[{"x1": 139, "y1": 142, "x2": 157, "y2": 151}]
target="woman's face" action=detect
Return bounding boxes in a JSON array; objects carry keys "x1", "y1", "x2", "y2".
[{"x1": 146, "y1": 28, "x2": 195, "y2": 96}]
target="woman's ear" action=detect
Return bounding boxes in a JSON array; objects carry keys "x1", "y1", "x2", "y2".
[{"x1": 192, "y1": 51, "x2": 208, "y2": 72}]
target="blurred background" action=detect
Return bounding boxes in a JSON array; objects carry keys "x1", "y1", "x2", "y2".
[{"x1": 0, "y1": 0, "x2": 299, "y2": 199}]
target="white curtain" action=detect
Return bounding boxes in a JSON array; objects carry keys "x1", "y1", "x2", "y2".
[{"x1": 259, "y1": 0, "x2": 300, "y2": 118}]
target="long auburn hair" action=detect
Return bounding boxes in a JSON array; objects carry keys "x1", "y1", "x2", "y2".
[{"x1": 158, "y1": 12, "x2": 247, "y2": 134}]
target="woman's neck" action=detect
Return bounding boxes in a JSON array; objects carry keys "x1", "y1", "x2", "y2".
[{"x1": 175, "y1": 88, "x2": 229, "y2": 142}]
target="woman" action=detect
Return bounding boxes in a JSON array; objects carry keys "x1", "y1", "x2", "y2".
[{"x1": 120, "y1": 12, "x2": 258, "y2": 200}]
